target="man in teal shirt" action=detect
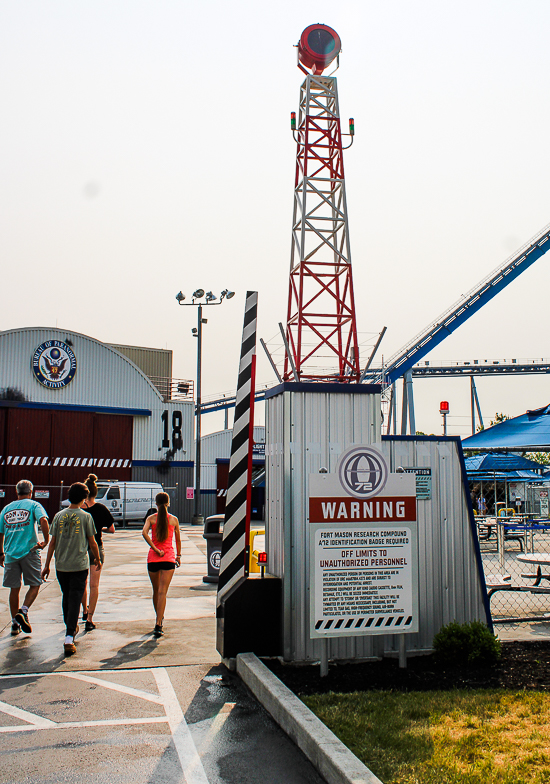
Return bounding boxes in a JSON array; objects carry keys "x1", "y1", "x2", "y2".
[{"x1": 0, "y1": 479, "x2": 49, "y2": 636}]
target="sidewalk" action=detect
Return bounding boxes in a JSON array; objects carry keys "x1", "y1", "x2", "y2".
[
  {"x1": 0, "y1": 524, "x2": 217, "y2": 673},
  {"x1": 0, "y1": 525, "x2": 326, "y2": 784}
]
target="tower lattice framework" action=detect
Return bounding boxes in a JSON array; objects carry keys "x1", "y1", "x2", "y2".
[{"x1": 284, "y1": 74, "x2": 360, "y2": 382}]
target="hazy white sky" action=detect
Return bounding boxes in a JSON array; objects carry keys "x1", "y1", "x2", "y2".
[{"x1": 2, "y1": 1, "x2": 550, "y2": 437}]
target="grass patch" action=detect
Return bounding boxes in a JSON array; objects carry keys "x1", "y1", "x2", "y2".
[{"x1": 303, "y1": 690, "x2": 550, "y2": 783}]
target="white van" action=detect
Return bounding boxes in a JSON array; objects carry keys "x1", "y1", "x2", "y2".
[{"x1": 62, "y1": 481, "x2": 163, "y2": 524}]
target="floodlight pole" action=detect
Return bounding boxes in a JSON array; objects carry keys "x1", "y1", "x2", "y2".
[
  {"x1": 176, "y1": 289, "x2": 235, "y2": 525},
  {"x1": 194, "y1": 302, "x2": 203, "y2": 525}
]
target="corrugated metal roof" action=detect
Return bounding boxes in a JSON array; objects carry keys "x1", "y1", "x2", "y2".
[{"x1": 0, "y1": 327, "x2": 163, "y2": 409}]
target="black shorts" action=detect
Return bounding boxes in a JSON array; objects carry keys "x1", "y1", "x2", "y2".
[{"x1": 148, "y1": 561, "x2": 176, "y2": 573}]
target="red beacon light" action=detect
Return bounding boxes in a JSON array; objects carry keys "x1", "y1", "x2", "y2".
[
  {"x1": 298, "y1": 24, "x2": 341, "y2": 75},
  {"x1": 440, "y1": 401, "x2": 450, "y2": 414},
  {"x1": 257, "y1": 552, "x2": 268, "y2": 564}
]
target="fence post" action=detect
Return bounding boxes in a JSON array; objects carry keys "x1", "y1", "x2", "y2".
[{"x1": 497, "y1": 520, "x2": 505, "y2": 573}]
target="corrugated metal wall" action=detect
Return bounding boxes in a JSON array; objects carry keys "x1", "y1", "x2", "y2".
[
  {"x1": 381, "y1": 437, "x2": 488, "y2": 654},
  {"x1": 189, "y1": 426, "x2": 266, "y2": 522},
  {"x1": 131, "y1": 465, "x2": 194, "y2": 524},
  {"x1": 265, "y1": 385, "x2": 488, "y2": 664},
  {"x1": 265, "y1": 385, "x2": 383, "y2": 663},
  {"x1": 108, "y1": 344, "x2": 172, "y2": 380},
  {"x1": 199, "y1": 426, "x2": 265, "y2": 487},
  {"x1": 132, "y1": 399, "x2": 193, "y2": 461}
]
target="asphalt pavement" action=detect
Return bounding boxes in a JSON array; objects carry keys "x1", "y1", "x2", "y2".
[{"x1": 0, "y1": 525, "x2": 325, "y2": 784}]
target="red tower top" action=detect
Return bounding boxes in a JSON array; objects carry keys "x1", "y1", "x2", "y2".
[{"x1": 298, "y1": 24, "x2": 341, "y2": 74}]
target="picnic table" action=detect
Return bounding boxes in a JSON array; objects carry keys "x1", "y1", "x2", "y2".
[{"x1": 516, "y1": 553, "x2": 550, "y2": 586}]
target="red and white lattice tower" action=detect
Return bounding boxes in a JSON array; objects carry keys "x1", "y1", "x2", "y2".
[{"x1": 284, "y1": 24, "x2": 360, "y2": 383}]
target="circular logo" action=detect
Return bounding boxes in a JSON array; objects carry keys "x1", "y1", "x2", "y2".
[
  {"x1": 210, "y1": 550, "x2": 221, "y2": 571},
  {"x1": 32, "y1": 341, "x2": 77, "y2": 389},
  {"x1": 338, "y1": 446, "x2": 388, "y2": 499}
]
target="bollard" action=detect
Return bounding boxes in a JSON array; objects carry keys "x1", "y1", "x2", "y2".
[{"x1": 203, "y1": 514, "x2": 224, "y2": 583}]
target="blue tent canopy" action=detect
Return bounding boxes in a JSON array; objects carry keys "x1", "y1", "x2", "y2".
[
  {"x1": 464, "y1": 452, "x2": 544, "y2": 472},
  {"x1": 462, "y1": 405, "x2": 550, "y2": 451}
]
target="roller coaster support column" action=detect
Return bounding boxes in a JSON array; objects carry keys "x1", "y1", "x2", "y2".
[{"x1": 400, "y1": 372, "x2": 416, "y2": 435}]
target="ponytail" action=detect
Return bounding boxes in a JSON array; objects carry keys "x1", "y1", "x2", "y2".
[
  {"x1": 85, "y1": 473, "x2": 98, "y2": 499},
  {"x1": 155, "y1": 492, "x2": 170, "y2": 542}
]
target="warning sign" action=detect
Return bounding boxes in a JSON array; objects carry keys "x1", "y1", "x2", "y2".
[
  {"x1": 402, "y1": 467, "x2": 432, "y2": 500},
  {"x1": 309, "y1": 446, "x2": 419, "y2": 639}
]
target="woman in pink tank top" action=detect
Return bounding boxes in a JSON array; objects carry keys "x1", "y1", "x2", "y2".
[{"x1": 141, "y1": 492, "x2": 181, "y2": 638}]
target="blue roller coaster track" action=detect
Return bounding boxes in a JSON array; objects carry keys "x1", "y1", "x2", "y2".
[
  {"x1": 200, "y1": 220, "x2": 550, "y2": 415},
  {"x1": 363, "y1": 220, "x2": 550, "y2": 385}
]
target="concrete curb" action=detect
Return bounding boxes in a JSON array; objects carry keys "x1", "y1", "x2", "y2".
[{"x1": 236, "y1": 653, "x2": 383, "y2": 784}]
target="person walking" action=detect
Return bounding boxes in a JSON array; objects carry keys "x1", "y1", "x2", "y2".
[
  {"x1": 41, "y1": 482, "x2": 101, "y2": 655},
  {"x1": 80, "y1": 473, "x2": 115, "y2": 631},
  {"x1": 0, "y1": 480, "x2": 49, "y2": 636},
  {"x1": 142, "y1": 492, "x2": 181, "y2": 638}
]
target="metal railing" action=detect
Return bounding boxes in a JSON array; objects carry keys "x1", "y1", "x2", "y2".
[{"x1": 148, "y1": 377, "x2": 194, "y2": 402}]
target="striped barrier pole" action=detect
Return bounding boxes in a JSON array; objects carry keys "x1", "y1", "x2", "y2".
[{"x1": 217, "y1": 291, "x2": 258, "y2": 606}]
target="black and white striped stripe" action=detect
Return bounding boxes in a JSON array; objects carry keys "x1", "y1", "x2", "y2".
[
  {"x1": 217, "y1": 291, "x2": 258, "y2": 604},
  {"x1": 315, "y1": 615, "x2": 413, "y2": 631},
  {"x1": 0, "y1": 456, "x2": 131, "y2": 468}
]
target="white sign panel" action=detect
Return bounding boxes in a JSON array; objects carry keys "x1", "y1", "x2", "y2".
[
  {"x1": 540, "y1": 491, "x2": 549, "y2": 517},
  {"x1": 309, "y1": 445, "x2": 418, "y2": 639}
]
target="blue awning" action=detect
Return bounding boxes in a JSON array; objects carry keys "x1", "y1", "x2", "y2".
[{"x1": 462, "y1": 405, "x2": 550, "y2": 451}]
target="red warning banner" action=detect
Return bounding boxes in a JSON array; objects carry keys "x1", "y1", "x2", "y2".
[{"x1": 309, "y1": 496, "x2": 417, "y2": 524}]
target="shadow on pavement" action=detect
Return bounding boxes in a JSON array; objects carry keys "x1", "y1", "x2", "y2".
[{"x1": 99, "y1": 633, "x2": 160, "y2": 668}]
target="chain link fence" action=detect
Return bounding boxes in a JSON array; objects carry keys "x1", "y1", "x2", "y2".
[
  {"x1": 478, "y1": 517, "x2": 550, "y2": 627},
  {"x1": 0, "y1": 482, "x2": 179, "y2": 528}
]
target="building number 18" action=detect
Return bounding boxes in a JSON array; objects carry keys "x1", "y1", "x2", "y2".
[{"x1": 161, "y1": 410, "x2": 183, "y2": 449}]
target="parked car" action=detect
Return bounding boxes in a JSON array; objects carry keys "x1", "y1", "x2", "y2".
[{"x1": 62, "y1": 481, "x2": 163, "y2": 525}]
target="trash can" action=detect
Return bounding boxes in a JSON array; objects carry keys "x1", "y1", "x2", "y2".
[{"x1": 203, "y1": 514, "x2": 224, "y2": 583}]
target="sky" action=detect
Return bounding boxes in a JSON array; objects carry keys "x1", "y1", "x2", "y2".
[{"x1": 2, "y1": 1, "x2": 550, "y2": 437}]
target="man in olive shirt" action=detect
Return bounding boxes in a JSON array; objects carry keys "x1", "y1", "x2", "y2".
[{"x1": 41, "y1": 482, "x2": 101, "y2": 655}]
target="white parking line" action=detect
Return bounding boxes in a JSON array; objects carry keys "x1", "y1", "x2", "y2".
[
  {"x1": 0, "y1": 666, "x2": 211, "y2": 783},
  {"x1": 0, "y1": 699, "x2": 56, "y2": 728},
  {"x1": 0, "y1": 716, "x2": 168, "y2": 733},
  {"x1": 153, "y1": 668, "x2": 210, "y2": 784},
  {"x1": 61, "y1": 671, "x2": 164, "y2": 704}
]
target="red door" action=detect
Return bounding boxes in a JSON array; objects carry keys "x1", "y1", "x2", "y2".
[
  {"x1": 0, "y1": 408, "x2": 133, "y2": 516},
  {"x1": 93, "y1": 414, "x2": 132, "y2": 480}
]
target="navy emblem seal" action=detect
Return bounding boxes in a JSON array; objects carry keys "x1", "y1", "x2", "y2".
[
  {"x1": 32, "y1": 340, "x2": 77, "y2": 389},
  {"x1": 338, "y1": 445, "x2": 388, "y2": 499}
]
